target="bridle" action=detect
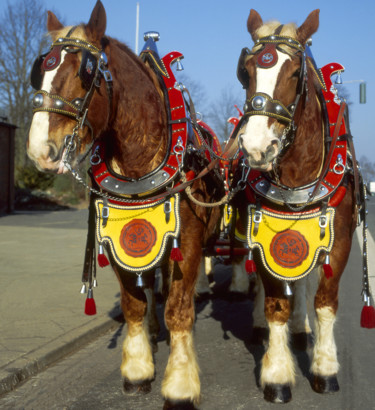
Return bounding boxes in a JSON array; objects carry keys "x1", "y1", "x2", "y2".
[
  {"x1": 30, "y1": 26, "x2": 113, "y2": 163},
  {"x1": 237, "y1": 31, "x2": 308, "y2": 158}
]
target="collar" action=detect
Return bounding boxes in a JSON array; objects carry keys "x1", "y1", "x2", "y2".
[{"x1": 90, "y1": 49, "x2": 189, "y2": 199}]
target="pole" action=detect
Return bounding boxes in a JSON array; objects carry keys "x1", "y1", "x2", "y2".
[{"x1": 135, "y1": 2, "x2": 140, "y2": 55}]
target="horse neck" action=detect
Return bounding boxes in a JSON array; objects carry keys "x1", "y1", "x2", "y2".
[
  {"x1": 276, "y1": 79, "x2": 323, "y2": 188},
  {"x1": 105, "y1": 40, "x2": 168, "y2": 179}
]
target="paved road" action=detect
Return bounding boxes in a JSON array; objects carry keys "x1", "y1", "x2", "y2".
[
  {"x1": 0, "y1": 198, "x2": 374, "y2": 409},
  {"x1": 1, "y1": 211, "x2": 375, "y2": 409}
]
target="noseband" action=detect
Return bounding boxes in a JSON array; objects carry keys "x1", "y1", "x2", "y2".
[
  {"x1": 30, "y1": 26, "x2": 113, "y2": 161},
  {"x1": 237, "y1": 32, "x2": 308, "y2": 158}
]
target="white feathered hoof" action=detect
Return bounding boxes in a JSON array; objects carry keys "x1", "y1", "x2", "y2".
[
  {"x1": 311, "y1": 374, "x2": 339, "y2": 394},
  {"x1": 123, "y1": 379, "x2": 152, "y2": 395},
  {"x1": 163, "y1": 399, "x2": 197, "y2": 410},
  {"x1": 263, "y1": 383, "x2": 292, "y2": 403}
]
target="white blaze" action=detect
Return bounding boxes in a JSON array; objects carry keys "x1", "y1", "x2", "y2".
[
  {"x1": 240, "y1": 52, "x2": 290, "y2": 166},
  {"x1": 28, "y1": 51, "x2": 67, "y2": 164}
]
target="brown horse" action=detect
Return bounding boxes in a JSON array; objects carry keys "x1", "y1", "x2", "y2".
[
  {"x1": 233, "y1": 9, "x2": 363, "y2": 403},
  {"x1": 27, "y1": 1, "x2": 223, "y2": 407}
]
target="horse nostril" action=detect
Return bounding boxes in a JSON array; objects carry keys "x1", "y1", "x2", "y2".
[
  {"x1": 47, "y1": 142, "x2": 59, "y2": 162},
  {"x1": 271, "y1": 139, "x2": 280, "y2": 151}
]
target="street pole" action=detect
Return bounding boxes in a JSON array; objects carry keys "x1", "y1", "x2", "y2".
[
  {"x1": 340, "y1": 79, "x2": 366, "y2": 104},
  {"x1": 135, "y1": 2, "x2": 140, "y2": 55}
]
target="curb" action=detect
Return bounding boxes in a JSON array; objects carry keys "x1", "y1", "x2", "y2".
[{"x1": 0, "y1": 307, "x2": 122, "y2": 397}]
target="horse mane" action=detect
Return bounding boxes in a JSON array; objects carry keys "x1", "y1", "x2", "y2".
[
  {"x1": 251, "y1": 21, "x2": 298, "y2": 54},
  {"x1": 256, "y1": 20, "x2": 297, "y2": 38}
]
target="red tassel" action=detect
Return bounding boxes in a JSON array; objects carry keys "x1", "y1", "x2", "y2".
[
  {"x1": 85, "y1": 289, "x2": 97, "y2": 315},
  {"x1": 361, "y1": 305, "x2": 375, "y2": 329},
  {"x1": 323, "y1": 254, "x2": 333, "y2": 279},
  {"x1": 170, "y1": 247, "x2": 183, "y2": 261},
  {"x1": 323, "y1": 263, "x2": 333, "y2": 279},
  {"x1": 98, "y1": 253, "x2": 109, "y2": 267},
  {"x1": 98, "y1": 244, "x2": 109, "y2": 267},
  {"x1": 170, "y1": 238, "x2": 183, "y2": 261},
  {"x1": 245, "y1": 259, "x2": 256, "y2": 275},
  {"x1": 245, "y1": 250, "x2": 256, "y2": 275}
]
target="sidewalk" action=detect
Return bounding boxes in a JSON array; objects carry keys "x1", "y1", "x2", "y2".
[{"x1": 0, "y1": 209, "x2": 122, "y2": 396}]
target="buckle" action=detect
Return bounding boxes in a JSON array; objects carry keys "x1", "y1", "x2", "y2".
[
  {"x1": 253, "y1": 210, "x2": 262, "y2": 224},
  {"x1": 319, "y1": 215, "x2": 327, "y2": 228}
]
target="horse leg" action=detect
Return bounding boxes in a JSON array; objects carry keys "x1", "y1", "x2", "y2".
[
  {"x1": 195, "y1": 256, "x2": 212, "y2": 295},
  {"x1": 229, "y1": 256, "x2": 251, "y2": 293},
  {"x1": 162, "y1": 198, "x2": 213, "y2": 407},
  {"x1": 289, "y1": 277, "x2": 313, "y2": 350},
  {"x1": 251, "y1": 273, "x2": 269, "y2": 344},
  {"x1": 261, "y1": 282, "x2": 295, "y2": 403},
  {"x1": 162, "y1": 254, "x2": 201, "y2": 407},
  {"x1": 310, "y1": 263, "x2": 344, "y2": 393},
  {"x1": 310, "y1": 192, "x2": 354, "y2": 394},
  {"x1": 113, "y1": 268, "x2": 156, "y2": 394}
]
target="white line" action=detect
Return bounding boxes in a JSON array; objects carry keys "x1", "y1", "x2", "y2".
[{"x1": 356, "y1": 226, "x2": 375, "y2": 301}]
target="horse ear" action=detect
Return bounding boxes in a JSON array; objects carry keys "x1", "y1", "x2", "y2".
[
  {"x1": 87, "y1": 0, "x2": 107, "y2": 42},
  {"x1": 297, "y1": 9, "x2": 320, "y2": 45},
  {"x1": 247, "y1": 9, "x2": 263, "y2": 41},
  {"x1": 47, "y1": 11, "x2": 64, "y2": 32}
]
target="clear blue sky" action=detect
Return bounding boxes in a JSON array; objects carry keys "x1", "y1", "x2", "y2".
[{"x1": 1, "y1": 0, "x2": 373, "y2": 159}]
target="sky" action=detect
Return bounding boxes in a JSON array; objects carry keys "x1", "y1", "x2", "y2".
[{"x1": 1, "y1": 0, "x2": 374, "y2": 159}]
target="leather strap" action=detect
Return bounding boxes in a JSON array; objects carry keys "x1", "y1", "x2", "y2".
[{"x1": 311, "y1": 101, "x2": 346, "y2": 199}]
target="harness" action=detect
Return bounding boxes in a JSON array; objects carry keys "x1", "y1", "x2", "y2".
[
  {"x1": 31, "y1": 26, "x2": 113, "y2": 160},
  {"x1": 231, "y1": 32, "x2": 368, "y2": 292},
  {"x1": 237, "y1": 31, "x2": 309, "y2": 157}
]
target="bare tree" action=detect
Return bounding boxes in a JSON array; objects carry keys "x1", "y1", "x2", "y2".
[
  {"x1": 206, "y1": 86, "x2": 243, "y2": 142},
  {"x1": 174, "y1": 72, "x2": 208, "y2": 117},
  {"x1": 359, "y1": 156, "x2": 375, "y2": 183},
  {"x1": 0, "y1": 0, "x2": 50, "y2": 176}
]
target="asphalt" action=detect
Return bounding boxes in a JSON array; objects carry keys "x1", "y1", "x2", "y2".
[
  {"x1": 0, "y1": 209, "x2": 122, "y2": 397},
  {"x1": 0, "y1": 205, "x2": 374, "y2": 399}
]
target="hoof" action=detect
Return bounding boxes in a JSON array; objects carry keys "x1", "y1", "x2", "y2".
[
  {"x1": 123, "y1": 379, "x2": 152, "y2": 395},
  {"x1": 263, "y1": 384, "x2": 292, "y2": 403},
  {"x1": 291, "y1": 332, "x2": 314, "y2": 351},
  {"x1": 251, "y1": 327, "x2": 269, "y2": 345},
  {"x1": 163, "y1": 399, "x2": 197, "y2": 410},
  {"x1": 311, "y1": 375, "x2": 339, "y2": 394}
]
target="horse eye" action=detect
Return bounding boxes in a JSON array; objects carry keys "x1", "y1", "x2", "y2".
[{"x1": 292, "y1": 69, "x2": 301, "y2": 78}]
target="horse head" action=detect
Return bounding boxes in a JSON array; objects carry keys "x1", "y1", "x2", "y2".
[
  {"x1": 27, "y1": 0, "x2": 110, "y2": 173},
  {"x1": 237, "y1": 9, "x2": 320, "y2": 172}
]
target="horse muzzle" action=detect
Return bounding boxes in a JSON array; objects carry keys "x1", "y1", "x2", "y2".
[
  {"x1": 239, "y1": 135, "x2": 279, "y2": 171},
  {"x1": 27, "y1": 140, "x2": 69, "y2": 174}
]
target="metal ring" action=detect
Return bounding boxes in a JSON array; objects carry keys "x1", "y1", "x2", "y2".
[
  {"x1": 90, "y1": 153, "x2": 101, "y2": 166},
  {"x1": 333, "y1": 163, "x2": 345, "y2": 175},
  {"x1": 64, "y1": 134, "x2": 77, "y2": 152}
]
